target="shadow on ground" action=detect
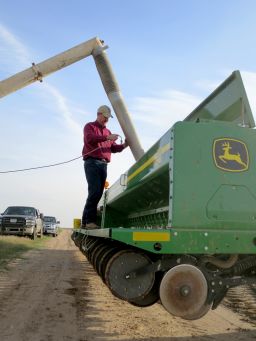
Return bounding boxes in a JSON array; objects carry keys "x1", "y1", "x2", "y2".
[{"x1": 67, "y1": 256, "x2": 256, "y2": 341}]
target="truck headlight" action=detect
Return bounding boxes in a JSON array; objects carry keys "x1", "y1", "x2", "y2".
[{"x1": 26, "y1": 218, "x2": 35, "y2": 226}]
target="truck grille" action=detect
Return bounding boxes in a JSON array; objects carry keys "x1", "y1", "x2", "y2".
[{"x1": 2, "y1": 217, "x2": 26, "y2": 227}]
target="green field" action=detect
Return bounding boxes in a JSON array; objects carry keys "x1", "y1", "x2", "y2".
[{"x1": 0, "y1": 235, "x2": 51, "y2": 270}]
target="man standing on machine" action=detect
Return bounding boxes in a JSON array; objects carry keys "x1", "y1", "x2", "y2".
[{"x1": 81, "y1": 105, "x2": 128, "y2": 229}]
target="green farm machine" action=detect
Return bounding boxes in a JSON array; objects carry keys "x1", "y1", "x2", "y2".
[
  {"x1": 72, "y1": 70, "x2": 256, "y2": 320},
  {"x1": 0, "y1": 37, "x2": 255, "y2": 320}
]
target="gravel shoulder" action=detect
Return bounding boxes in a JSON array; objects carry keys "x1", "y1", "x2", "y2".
[{"x1": 0, "y1": 229, "x2": 255, "y2": 341}]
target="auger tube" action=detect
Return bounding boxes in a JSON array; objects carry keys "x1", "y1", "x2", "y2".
[
  {"x1": 92, "y1": 46, "x2": 144, "y2": 161},
  {"x1": 0, "y1": 37, "x2": 144, "y2": 161},
  {"x1": 0, "y1": 37, "x2": 103, "y2": 98}
]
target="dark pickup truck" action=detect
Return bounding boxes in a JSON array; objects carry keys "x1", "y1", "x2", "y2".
[{"x1": 0, "y1": 206, "x2": 43, "y2": 239}]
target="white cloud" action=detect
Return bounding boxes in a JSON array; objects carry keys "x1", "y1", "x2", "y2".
[
  {"x1": 125, "y1": 90, "x2": 201, "y2": 150},
  {"x1": 0, "y1": 23, "x2": 30, "y2": 70},
  {"x1": 0, "y1": 22, "x2": 86, "y2": 136},
  {"x1": 42, "y1": 83, "x2": 83, "y2": 136},
  {"x1": 131, "y1": 89, "x2": 201, "y2": 128}
]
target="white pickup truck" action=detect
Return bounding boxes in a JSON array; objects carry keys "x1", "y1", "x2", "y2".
[
  {"x1": 0, "y1": 206, "x2": 43, "y2": 239},
  {"x1": 43, "y1": 216, "x2": 59, "y2": 237}
]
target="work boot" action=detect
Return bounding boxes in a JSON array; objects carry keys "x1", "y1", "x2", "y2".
[{"x1": 85, "y1": 222, "x2": 100, "y2": 229}]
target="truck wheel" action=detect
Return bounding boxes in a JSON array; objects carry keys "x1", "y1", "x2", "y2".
[
  {"x1": 38, "y1": 228, "x2": 43, "y2": 238},
  {"x1": 31, "y1": 228, "x2": 37, "y2": 240}
]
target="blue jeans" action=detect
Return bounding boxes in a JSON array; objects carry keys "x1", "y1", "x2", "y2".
[{"x1": 82, "y1": 158, "x2": 107, "y2": 225}]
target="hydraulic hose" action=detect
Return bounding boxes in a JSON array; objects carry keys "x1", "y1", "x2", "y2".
[{"x1": 200, "y1": 254, "x2": 238, "y2": 269}]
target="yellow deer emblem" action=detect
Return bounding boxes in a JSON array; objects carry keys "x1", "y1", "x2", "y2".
[{"x1": 219, "y1": 142, "x2": 247, "y2": 168}]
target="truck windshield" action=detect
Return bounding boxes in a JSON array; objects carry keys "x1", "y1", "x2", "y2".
[
  {"x1": 44, "y1": 216, "x2": 56, "y2": 223},
  {"x1": 4, "y1": 206, "x2": 36, "y2": 216}
]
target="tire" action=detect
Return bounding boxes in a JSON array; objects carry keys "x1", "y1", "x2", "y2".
[
  {"x1": 30, "y1": 227, "x2": 37, "y2": 240},
  {"x1": 38, "y1": 228, "x2": 43, "y2": 238}
]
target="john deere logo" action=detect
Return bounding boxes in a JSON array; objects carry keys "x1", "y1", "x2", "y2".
[{"x1": 213, "y1": 138, "x2": 249, "y2": 172}]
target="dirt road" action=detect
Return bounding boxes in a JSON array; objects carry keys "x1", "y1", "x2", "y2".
[{"x1": 0, "y1": 229, "x2": 255, "y2": 341}]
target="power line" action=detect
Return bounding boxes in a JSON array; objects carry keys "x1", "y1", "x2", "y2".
[
  {"x1": 0, "y1": 155, "x2": 83, "y2": 174},
  {"x1": 0, "y1": 146, "x2": 102, "y2": 174}
]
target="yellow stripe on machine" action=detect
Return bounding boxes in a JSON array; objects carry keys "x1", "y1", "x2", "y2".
[
  {"x1": 133, "y1": 231, "x2": 170, "y2": 242},
  {"x1": 127, "y1": 143, "x2": 170, "y2": 182}
]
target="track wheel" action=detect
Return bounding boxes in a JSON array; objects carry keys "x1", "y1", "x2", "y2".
[
  {"x1": 86, "y1": 239, "x2": 102, "y2": 261},
  {"x1": 89, "y1": 242, "x2": 106, "y2": 266},
  {"x1": 81, "y1": 237, "x2": 96, "y2": 255},
  {"x1": 105, "y1": 250, "x2": 155, "y2": 301},
  {"x1": 98, "y1": 246, "x2": 121, "y2": 282},
  {"x1": 92, "y1": 244, "x2": 110, "y2": 272},
  {"x1": 159, "y1": 264, "x2": 211, "y2": 320},
  {"x1": 129, "y1": 275, "x2": 160, "y2": 307}
]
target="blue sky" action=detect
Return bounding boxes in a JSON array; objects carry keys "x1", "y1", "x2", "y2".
[{"x1": 1, "y1": 0, "x2": 256, "y2": 227}]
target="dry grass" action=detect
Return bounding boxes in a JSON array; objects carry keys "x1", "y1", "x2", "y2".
[{"x1": 0, "y1": 235, "x2": 51, "y2": 269}]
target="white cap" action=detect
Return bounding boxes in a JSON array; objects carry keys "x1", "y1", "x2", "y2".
[{"x1": 97, "y1": 105, "x2": 113, "y2": 118}]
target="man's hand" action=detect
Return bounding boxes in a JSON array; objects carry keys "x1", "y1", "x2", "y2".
[{"x1": 107, "y1": 134, "x2": 119, "y2": 141}]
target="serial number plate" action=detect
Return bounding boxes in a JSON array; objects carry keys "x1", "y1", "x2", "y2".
[{"x1": 10, "y1": 218, "x2": 17, "y2": 223}]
